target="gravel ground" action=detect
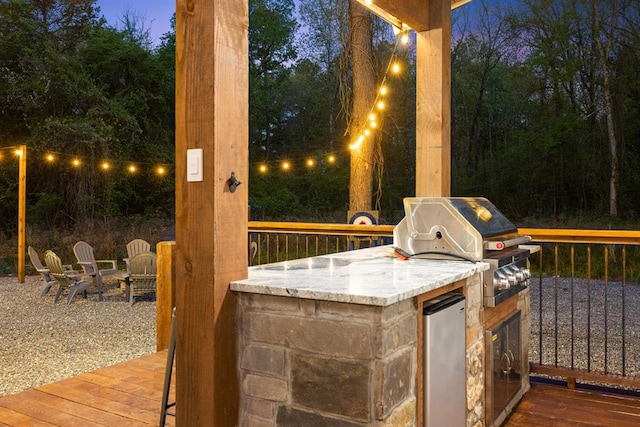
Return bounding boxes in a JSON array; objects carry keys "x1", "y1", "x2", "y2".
[
  {"x1": 3, "y1": 273, "x2": 638, "y2": 397},
  {"x1": 0, "y1": 275, "x2": 156, "y2": 397},
  {"x1": 529, "y1": 276, "x2": 640, "y2": 377}
]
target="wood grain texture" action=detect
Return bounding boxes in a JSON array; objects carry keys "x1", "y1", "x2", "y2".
[
  {"x1": 415, "y1": 0, "x2": 451, "y2": 197},
  {"x1": 156, "y1": 241, "x2": 176, "y2": 351},
  {"x1": 0, "y1": 352, "x2": 174, "y2": 427},
  {"x1": 504, "y1": 380, "x2": 640, "y2": 427},
  {"x1": 175, "y1": 0, "x2": 248, "y2": 424}
]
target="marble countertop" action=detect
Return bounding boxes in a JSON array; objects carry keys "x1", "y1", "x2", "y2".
[{"x1": 230, "y1": 245, "x2": 489, "y2": 306}]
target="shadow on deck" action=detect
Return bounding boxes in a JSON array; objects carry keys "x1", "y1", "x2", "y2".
[{"x1": 0, "y1": 351, "x2": 174, "y2": 427}]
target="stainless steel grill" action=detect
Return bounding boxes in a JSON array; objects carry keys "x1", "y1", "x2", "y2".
[{"x1": 393, "y1": 197, "x2": 532, "y2": 307}]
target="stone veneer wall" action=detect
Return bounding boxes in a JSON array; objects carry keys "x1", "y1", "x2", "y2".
[
  {"x1": 465, "y1": 274, "x2": 485, "y2": 427},
  {"x1": 236, "y1": 273, "x2": 490, "y2": 427},
  {"x1": 237, "y1": 293, "x2": 419, "y2": 426}
]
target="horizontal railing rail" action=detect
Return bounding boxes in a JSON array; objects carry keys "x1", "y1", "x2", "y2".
[{"x1": 248, "y1": 222, "x2": 394, "y2": 265}]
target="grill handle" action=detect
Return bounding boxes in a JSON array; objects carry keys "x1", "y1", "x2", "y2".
[{"x1": 484, "y1": 235, "x2": 531, "y2": 251}]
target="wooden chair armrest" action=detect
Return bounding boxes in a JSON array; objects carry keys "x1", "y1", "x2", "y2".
[{"x1": 96, "y1": 259, "x2": 117, "y2": 269}]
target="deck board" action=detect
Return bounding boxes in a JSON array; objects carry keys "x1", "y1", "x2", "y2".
[
  {"x1": 2, "y1": 352, "x2": 639, "y2": 427},
  {"x1": 504, "y1": 380, "x2": 640, "y2": 427},
  {"x1": 0, "y1": 351, "x2": 174, "y2": 427}
]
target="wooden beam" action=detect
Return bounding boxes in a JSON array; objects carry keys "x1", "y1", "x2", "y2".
[
  {"x1": 156, "y1": 241, "x2": 176, "y2": 351},
  {"x1": 415, "y1": 0, "x2": 451, "y2": 197},
  {"x1": 17, "y1": 145, "x2": 26, "y2": 283},
  {"x1": 175, "y1": 0, "x2": 248, "y2": 424},
  {"x1": 353, "y1": 0, "x2": 473, "y2": 32}
]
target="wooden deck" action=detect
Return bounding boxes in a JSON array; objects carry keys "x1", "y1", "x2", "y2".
[
  {"x1": 505, "y1": 379, "x2": 640, "y2": 426},
  {"x1": 0, "y1": 351, "x2": 174, "y2": 427},
  {"x1": 2, "y1": 353, "x2": 640, "y2": 426}
]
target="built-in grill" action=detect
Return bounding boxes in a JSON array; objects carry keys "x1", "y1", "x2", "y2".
[{"x1": 393, "y1": 197, "x2": 532, "y2": 307}]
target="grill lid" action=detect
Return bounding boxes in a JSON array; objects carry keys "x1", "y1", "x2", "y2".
[{"x1": 393, "y1": 197, "x2": 520, "y2": 261}]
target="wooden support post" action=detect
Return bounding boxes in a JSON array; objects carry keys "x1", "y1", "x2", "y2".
[
  {"x1": 18, "y1": 144, "x2": 26, "y2": 283},
  {"x1": 175, "y1": 0, "x2": 248, "y2": 425},
  {"x1": 156, "y1": 241, "x2": 176, "y2": 351},
  {"x1": 415, "y1": 0, "x2": 451, "y2": 197}
]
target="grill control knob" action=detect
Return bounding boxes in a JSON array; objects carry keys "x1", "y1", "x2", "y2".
[{"x1": 522, "y1": 268, "x2": 531, "y2": 279}]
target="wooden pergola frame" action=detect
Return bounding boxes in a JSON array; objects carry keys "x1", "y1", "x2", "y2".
[{"x1": 175, "y1": 0, "x2": 470, "y2": 424}]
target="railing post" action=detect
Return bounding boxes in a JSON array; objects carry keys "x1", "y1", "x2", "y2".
[{"x1": 156, "y1": 241, "x2": 176, "y2": 351}]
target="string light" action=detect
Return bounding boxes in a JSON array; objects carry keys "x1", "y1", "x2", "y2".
[
  {"x1": 0, "y1": 146, "x2": 340, "y2": 178},
  {"x1": 349, "y1": 32, "x2": 407, "y2": 151}
]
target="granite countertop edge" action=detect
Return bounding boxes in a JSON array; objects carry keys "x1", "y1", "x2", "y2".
[{"x1": 231, "y1": 245, "x2": 489, "y2": 307}]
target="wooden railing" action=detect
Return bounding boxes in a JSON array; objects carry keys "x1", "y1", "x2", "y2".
[
  {"x1": 521, "y1": 228, "x2": 640, "y2": 389},
  {"x1": 157, "y1": 223, "x2": 640, "y2": 388}
]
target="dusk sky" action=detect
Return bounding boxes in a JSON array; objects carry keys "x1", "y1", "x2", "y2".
[{"x1": 95, "y1": 0, "x2": 175, "y2": 45}]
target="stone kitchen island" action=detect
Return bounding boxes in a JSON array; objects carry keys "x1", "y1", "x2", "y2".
[{"x1": 231, "y1": 245, "x2": 496, "y2": 426}]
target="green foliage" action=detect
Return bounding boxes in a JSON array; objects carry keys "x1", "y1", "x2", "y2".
[{"x1": 0, "y1": 0, "x2": 639, "y2": 243}]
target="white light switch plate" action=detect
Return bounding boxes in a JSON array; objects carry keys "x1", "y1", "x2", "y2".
[{"x1": 187, "y1": 148, "x2": 203, "y2": 182}]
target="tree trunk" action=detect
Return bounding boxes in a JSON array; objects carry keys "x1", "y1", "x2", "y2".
[
  {"x1": 592, "y1": 0, "x2": 618, "y2": 218},
  {"x1": 348, "y1": 1, "x2": 376, "y2": 212}
]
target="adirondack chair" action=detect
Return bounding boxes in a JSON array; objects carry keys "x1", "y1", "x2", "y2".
[
  {"x1": 124, "y1": 239, "x2": 151, "y2": 273},
  {"x1": 28, "y1": 246, "x2": 56, "y2": 297},
  {"x1": 128, "y1": 251, "x2": 157, "y2": 307},
  {"x1": 28, "y1": 246, "x2": 77, "y2": 297},
  {"x1": 73, "y1": 241, "x2": 118, "y2": 301},
  {"x1": 43, "y1": 250, "x2": 92, "y2": 305}
]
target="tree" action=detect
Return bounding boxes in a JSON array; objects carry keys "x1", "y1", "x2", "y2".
[
  {"x1": 248, "y1": 0, "x2": 297, "y2": 161},
  {"x1": 591, "y1": 0, "x2": 620, "y2": 218},
  {"x1": 346, "y1": 0, "x2": 376, "y2": 212}
]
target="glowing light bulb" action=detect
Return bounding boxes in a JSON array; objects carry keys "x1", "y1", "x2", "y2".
[
  {"x1": 306, "y1": 158, "x2": 315, "y2": 167},
  {"x1": 259, "y1": 164, "x2": 268, "y2": 173},
  {"x1": 365, "y1": 0, "x2": 372, "y2": 4},
  {"x1": 327, "y1": 154, "x2": 336, "y2": 163},
  {"x1": 377, "y1": 101, "x2": 385, "y2": 110},
  {"x1": 282, "y1": 161, "x2": 290, "y2": 171},
  {"x1": 101, "y1": 162, "x2": 110, "y2": 171},
  {"x1": 364, "y1": 129, "x2": 371, "y2": 136},
  {"x1": 401, "y1": 33, "x2": 409, "y2": 45},
  {"x1": 392, "y1": 63, "x2": 400, "y2": 73},
  {"x1": 45, "y1": 154, "x2": 55, "y2": 162},
  {"x1": 128, "y1": 164, "x2": 137, "y2": 173},
  {"x1": 72, "y1": 158, "x2": 81, "y2": 167},
  {"x1": 370, "y1": 121, "x2": 378, "y2": 129},
  {"x1": 380, "y1": 86, "x2": 388, "y2": 96},
  {"x1": 14, "y1": 149, "x2": 23, "y2": 157},
  {"x1": 157, "y1": 166, "x2": 166, "y2": 176},
  {"x1": 369, "y1": 113, "x2": 376, "y2": 121}
]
